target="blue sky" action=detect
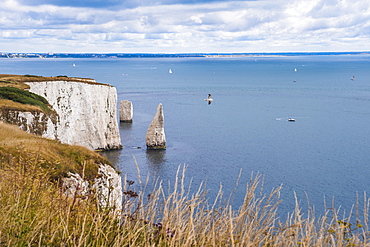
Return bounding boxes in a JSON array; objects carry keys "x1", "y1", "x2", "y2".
[{"x1": 1, "y1": 0, "x2": 369, "y2": 53}]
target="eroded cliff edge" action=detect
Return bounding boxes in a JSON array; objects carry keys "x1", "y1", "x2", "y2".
[
  {"x1": 26, "y1": 80, "x2": 121, "y2": 150},
  {"x1": 0, "y1": 75, "x2": 123, "y2": 213},
  {"x1": 0, "y1": 121, "x2": 122, "y2": 213}
]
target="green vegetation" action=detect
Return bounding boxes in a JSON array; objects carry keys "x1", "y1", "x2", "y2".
[
  {"x1": 0, "y1": 86, "x2": 53, "y2": 114},
  {"x1": 1, "y1": 123, "x2": 370, "y2": 246}
]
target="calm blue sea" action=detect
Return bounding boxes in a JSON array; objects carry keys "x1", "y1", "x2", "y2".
[{"x1": 2, "y1": 55, "x2": 370, "y2": 217}]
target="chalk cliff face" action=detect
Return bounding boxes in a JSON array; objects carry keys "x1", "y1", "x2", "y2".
[
  {"x1": 63, "y1": 164, "x2": 123, "y2": 213},
  {"x1": 93, "y1": 164, "x2": 123, "y2": 212},
  {"x1": 26, "y1": 80, "x2": 121, "y2": 150},
  {"x1": 0, "y1": 109, "x2": 57, "y2": 138}
]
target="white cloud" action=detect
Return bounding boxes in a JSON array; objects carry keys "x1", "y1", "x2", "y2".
[{"x1": 0, "y1": 0, "x2": 370, "y2": 52}]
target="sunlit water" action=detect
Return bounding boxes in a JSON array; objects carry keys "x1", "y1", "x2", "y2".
[{"x1": 2, "y1": 55, "x2": 370, "y2": 217}]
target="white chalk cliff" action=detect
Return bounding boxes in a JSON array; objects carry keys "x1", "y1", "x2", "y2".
[
  {"x1": 26, "y1": 80, "x2": 121, "y2": 150},
  {"x1": 93, "y1": 164, "x2": 123, "y2": 212},
  {"x1": 0, "y1": 109, "x2": 57, "y2": 137},
  {"x1": 63, "y1": 164, "x2": 123, "y2": 213}
]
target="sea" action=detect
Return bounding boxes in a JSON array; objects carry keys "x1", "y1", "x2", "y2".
[{"x1": 2, "y1": 54, "x2": 370, "y2": 218}]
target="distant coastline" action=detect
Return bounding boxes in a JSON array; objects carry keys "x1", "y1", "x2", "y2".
[{"x1": 1, "y1": 51, "x2": 370, "y2": 59}]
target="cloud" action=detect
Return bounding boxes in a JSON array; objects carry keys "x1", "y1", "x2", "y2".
[
  {"x1": 17, "y1": 0, "x2": 125, "y2": 8},
  {"x1": 0, "y1": 0, "x2": 370, "y2": 52},
  {"x1": 17, "y1": 0, "x2": 255, "y2": 9}
]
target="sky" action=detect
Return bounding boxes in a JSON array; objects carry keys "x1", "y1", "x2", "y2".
[{"x1": 0, "y1": 0, "x2": 370, "y2": 53}]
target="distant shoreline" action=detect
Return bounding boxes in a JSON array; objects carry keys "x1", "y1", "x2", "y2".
[{"x1": 1, "y1": 52, "x2": 370, "y2": 59}]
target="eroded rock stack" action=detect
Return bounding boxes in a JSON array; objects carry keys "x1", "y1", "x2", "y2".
[
  {"x1": 146, "y1": 103, "x2": 166, "y2": 150},
  {"x1": 119, "y1": 100, "x2": 133, "y2": 122}
]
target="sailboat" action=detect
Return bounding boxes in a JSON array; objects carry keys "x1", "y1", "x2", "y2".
[
  {"x1": 204, "y1": 94, "x2": 214, "y2": 105},
  {"x1": 169, "y1": 69, "x2": 173, "y2": 74}
]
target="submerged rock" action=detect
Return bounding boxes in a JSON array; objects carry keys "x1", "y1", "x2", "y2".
[
  {"x1": 119, "y1": 100, "x2": 133, "y2": 122},
  {"x1": 146, "y1": 103, "x2": 166, "y2": 150}
]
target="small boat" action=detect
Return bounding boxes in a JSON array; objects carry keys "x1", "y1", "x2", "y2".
[
  {"x1": 351, "y1": 75, "x2": 355, "y2": 80},
  {"x1": 294, "y1": 68, "x2": 297, "y2": 72},
  {"x1": 204, "y1": 94, "x2": 213, "y2": 105},
  {"x1": 288, "y1": 118, "x2": 295, "y2": 122}
]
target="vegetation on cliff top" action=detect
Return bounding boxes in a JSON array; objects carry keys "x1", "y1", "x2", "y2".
[
  {"x1": 0, "y1": 74, "x2": 110, "y2": 89},
  {"x1": 0, "y1": 86, "x2": 53, "y2": 114},
  {"x1": 0, "y1": 122, "x2": 108, "y2": 181},
  {"x1": 0, "y1": 73, "x2": 110, "y2": 114}
]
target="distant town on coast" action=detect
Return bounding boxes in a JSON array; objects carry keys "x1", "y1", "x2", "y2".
[{"x1": 1, "y1": 52, "x2": 370, "y2": 59}]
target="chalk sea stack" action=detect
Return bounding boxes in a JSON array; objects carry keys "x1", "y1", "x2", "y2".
[
  {"x1": 119, "y1": 100, "x2": 133, "y2": 122},
  {"x1": 146, "y1": 103, "x2": 166, "y2": 150}
]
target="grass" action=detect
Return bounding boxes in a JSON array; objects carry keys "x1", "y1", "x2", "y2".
[
  {"x1": 0, "y1": 74, "x2": 110, "y2": 89},
  {"x1": 0, "y1": 122, "x2": 108, "y2": 181},
  {"x1": 0, "y1": 99, "x2": 43, "y2": 112},
  {"x1": 0, "y1": 86, "x2": 53, "y2": 114},
  {"x1": 1, "y1": 120, "x2": 370, "y2": 246}
]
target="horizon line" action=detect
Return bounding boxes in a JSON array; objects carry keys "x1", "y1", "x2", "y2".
[{"x1": 1, "y1": 51, "x2": 370, "y2": 58}]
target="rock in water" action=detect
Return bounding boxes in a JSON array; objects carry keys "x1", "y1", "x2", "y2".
[
  {"x1": 146, "y1": 103, "x2": 166, "y2": 150},
  {"x1": 119, "y1": 100, "x2": 133, "y2": 122}
]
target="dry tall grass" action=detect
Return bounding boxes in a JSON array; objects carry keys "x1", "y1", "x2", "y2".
[
  {"x1": 1, "y1": 124, "x2": 370, "y2": 246},
  {"x1": 1, "y1": 159, "x2": 370, "y2": 246},
  {"x1": 0, "y1": 122, "x2": 107, "y2": 181},
  {"x1": 118, "y1": 166, "x2": 370, "y2": 246},
  {"x1": 0, "y1": 99, "x2": 44, "y2": 112}
]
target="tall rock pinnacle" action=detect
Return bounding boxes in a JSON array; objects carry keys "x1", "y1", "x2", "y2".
[{"x1": 146, "y1": 103, "x2": 166, "y2": 150}]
